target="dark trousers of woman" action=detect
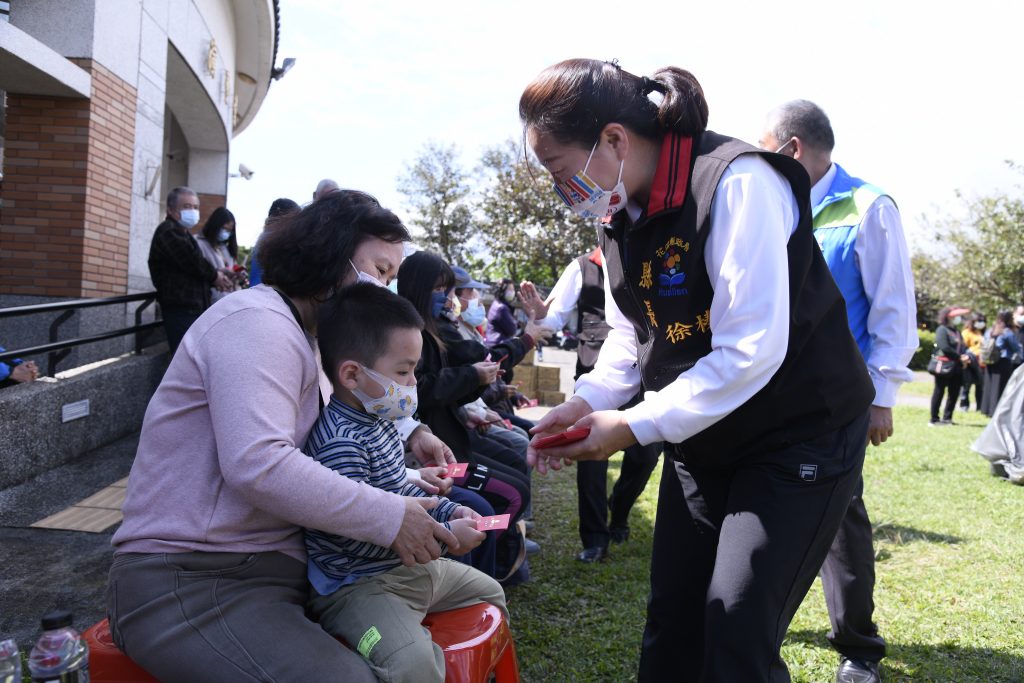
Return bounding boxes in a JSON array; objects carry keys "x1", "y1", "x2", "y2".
[
  {"x1": 959, "y1": 362, "x2": 984, "y2": 411},
  {"x1": 637, "y1": 412, "x2": 868, "y2": 683},
  {"x1": 980, "y1": 358, "x2": 1012, "y2": 416},
  {"x1": 931, "y1": 372, "x2": 963, "y2": 422}
]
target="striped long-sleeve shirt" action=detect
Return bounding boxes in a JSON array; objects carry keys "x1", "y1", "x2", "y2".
[{"x1": 304, "y1": 396, "x2": 459, "y2": 596}]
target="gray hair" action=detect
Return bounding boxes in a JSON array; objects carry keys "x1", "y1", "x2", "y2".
[
  {"x1": 166, "y1": 186, "x2": 197, "y2": 210},
  {"x1": 769, "y1": 100, "x2": 835, "y2": 152}
]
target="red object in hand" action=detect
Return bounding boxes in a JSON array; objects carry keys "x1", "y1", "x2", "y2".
[{"x1": 533, "y1": 427, "x2": 591, "y2": 449}]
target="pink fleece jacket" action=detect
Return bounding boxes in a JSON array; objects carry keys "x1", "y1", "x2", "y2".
[{"x1": 112, "y1": 285, "x2": 406, "y2": 561}]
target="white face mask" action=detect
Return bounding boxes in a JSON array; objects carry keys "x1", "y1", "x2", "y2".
[
  {"x1": 179, "y1": 208, "x2": 200, "y2": 228},
  {"x1": 351, "y1": 365, "x2": 417, "y2": 420},
  {"x1": 350, "y1": 260, "x2": 387, "y2": 288},
  {"x1": 503, "y1": 289, "x2": 516, "y2": 303},
  {"x1": 461, "y1": 298, "x2": 485, "y2": 326},
  {"x1": 217, "y1": 229, "x2": 231, "y2": 243},
  {"x1": 974, "y1": 321, "x2": 986, "y2": 330},
  {"x1": 1015, "y1": 315, "x2": 1024, "y2": 327},
  {"x1": 952, "y1": 316, "x2": 963, "y2": 327},
  {"x1": 553, "y1": 141, "x2": 628, "y2": 220}
]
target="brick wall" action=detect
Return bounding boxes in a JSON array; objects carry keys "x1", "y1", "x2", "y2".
[
  {"x1": 0, "y1": 60, "x2": 137, "y2": 298},
  {"x1": 197, "y1": 193, "x2": 226, "y2": 228}
]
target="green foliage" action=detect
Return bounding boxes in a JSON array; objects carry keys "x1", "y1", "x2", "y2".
[
  {"x1": 511, "y1": 406, "x2": 1024, "y2": 682},
  {"x1": 397, "y1": 141, "x2": 476, "y2": 265},
  {"x1": 928, "y1": 162, "x2": 1024, "y2": 315},
  {"x1": 476, "y1": 140, "x2": 595, "y2": 287},
  {"x1": 910, "y1": 328, "x2": 936, "y2": 371},
  {"x1": 911, "y1": 254, "x2": 946, "y2": 329}
]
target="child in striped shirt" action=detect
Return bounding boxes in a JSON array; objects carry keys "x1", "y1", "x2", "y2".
[{"x1": 304, "y1": 282, "x2": 508, "y2": 683}]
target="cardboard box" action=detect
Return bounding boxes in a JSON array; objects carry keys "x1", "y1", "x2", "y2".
[{"x1": 541, "y1": 390, "x2": 566, "y2": 406}]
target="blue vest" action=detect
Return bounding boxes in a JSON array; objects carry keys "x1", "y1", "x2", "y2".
[{"x1": 813, "y1": 164, "x2": 889, "y2": 359}]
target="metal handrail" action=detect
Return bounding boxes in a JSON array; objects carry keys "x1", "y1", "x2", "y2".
[{"x1": 0, "y1": 291, "x2": 162, "y2": 374}]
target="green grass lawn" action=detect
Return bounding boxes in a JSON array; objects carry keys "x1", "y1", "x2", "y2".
[{"x1": 507, "y1": 406, "x2": 1024, "y2": 682}]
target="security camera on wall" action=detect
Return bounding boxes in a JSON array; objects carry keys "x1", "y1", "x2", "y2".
[{"x1": 231, "y1": 163, "x2": 254, "y2": 180}]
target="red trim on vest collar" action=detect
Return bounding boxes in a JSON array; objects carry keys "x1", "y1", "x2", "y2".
[
  {"x1": 646, "y1": 133, "x2": 694, "y2": 217},
  {"x1": 588, "y1": 247, "x2": 603, "y2": 266}
]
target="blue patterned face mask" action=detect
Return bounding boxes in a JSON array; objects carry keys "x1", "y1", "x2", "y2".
[{"x1": 351, "y1": 365, "x2": 417, "y2": 420}]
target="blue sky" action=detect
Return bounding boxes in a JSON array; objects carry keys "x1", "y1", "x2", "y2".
[{"x1": 227, "y1": 0, "x2": 1024, "y2": 272}]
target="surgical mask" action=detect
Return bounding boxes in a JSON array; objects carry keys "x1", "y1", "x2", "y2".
[
  {"x1": 179, "y1": 209, "x2": 200, "y2": 228},
  {"x1": 503, "y1": 289, "x2": 515, "y2": 303},
  {"x1": 461, "y1": 298, "x2": 485, "y2": 327},
  {"x1": 217, "y1": 229, "x2": 231, "y2": 243},
  {"x1": 952, "y1": 316, "x2": 963, "y2": 326},
  {"x1": 774, "y1": 138, "x2": 795, "y2": 155},
  {"x1": 350, "y1": 260, "x2": 386, "y2": 288},
  {"x1": 430, "y1": 291, "x2": 449, "y2": 319},
  {"x1": 351, "y1": 365, "x2": 417, "y2": 420},
  {"x1": 553, "y1": 141, "x2": 628, "y2": 220},
  {"x1": 1015, "y1": 315, "x2": 1024, "y2": 327},
  {"x1": 974, "y1": 321, "x2": 986, "y2": 330}
]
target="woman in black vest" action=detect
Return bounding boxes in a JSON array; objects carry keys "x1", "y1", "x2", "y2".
[{"x1": 519, "y1": 59, "x2": 874, "y2": 682}]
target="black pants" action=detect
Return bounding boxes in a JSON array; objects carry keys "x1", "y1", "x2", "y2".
[
  {"x1": 821, "y1": 476, "x2": 886, "y2": 662},
  {"x1": 931, "y1": 372, "x2": 962, "y2": 422},
  {"x1": 637, "y1": 412, "x2": 868, "y2": 683},
  {"x1": 161, "y1": 307, "x2": 202, "y2": 356},
  {"x1": 959, "y1": 362, "x2": 984, "y2": 410},
  {"x1": 576, "y1": 442, "x2": 660, "y2": 549}
]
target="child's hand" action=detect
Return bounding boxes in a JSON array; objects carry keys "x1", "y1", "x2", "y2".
[
  {"x1": 414, "y1": 466, "x2": 453, "y2": 496},
  {"x1": 452, "y1": 505, "x2": 482, "y2": 522},
  {"x1": 448, "y1": 518, "x2": 485, "y2": 555}
]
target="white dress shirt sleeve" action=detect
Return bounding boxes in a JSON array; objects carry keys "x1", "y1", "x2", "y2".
[
  {"x1": 537, "y1": 259, "x2": 583, "y2": 331},
  {"x1": 608, "y1": 154, "x2": 798, "y2": 446},
  {"x1": 854, "y1": 197, "x2": 918, "y2": 407}
]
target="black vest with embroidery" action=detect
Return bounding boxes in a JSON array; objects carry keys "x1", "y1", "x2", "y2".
[
  {"x1": 601, "y1": 131, "x2": 873, "y2": 466},
  {"x1": 575, "y1": 253, "x2": 612, "y2": 372}
]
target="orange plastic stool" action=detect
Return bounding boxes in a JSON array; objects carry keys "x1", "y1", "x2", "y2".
[{"x1": 85, "y1": 602, "x2": 518, "y2": 683}]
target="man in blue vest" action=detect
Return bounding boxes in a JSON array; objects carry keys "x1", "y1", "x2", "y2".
[{"x1": 760, "y1": 100, "x2": 917, "y2": 683}]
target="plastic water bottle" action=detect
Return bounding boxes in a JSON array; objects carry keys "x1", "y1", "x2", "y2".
[
  {"x1": 28, "y1": 610, "x2": 89, "y2": 682},
  {"x1": 0, "y1": 638, "x2": 22, "y2": 683}
]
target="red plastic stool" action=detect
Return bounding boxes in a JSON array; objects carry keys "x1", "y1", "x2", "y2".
[{"x1": 85, "y1": 602, "x2": 519, "y2": 683}]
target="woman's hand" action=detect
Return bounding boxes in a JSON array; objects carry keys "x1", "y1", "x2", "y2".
[
  {"x1": 518, "y1": 281, "x2": 550, "y2": 319},
  {"x1": 407, "y1": 426, "x2": 455, "y2": 466},
  {"x1": 390, "y1": 497, "x2": 459, "y2": 566},
  {"x1": 10, "y1": 361, "x2": 38, "y2": 383},
  {"x1": 530, "y1": 409, "x2": 638, "y2": 473},
  {"x1": 527, "y1": 396, "x2": 593, "y2": 473},
  {"x1": 410, "y1": 466, "x2": 454, "y2": 496},
  {"x1": 473, "y1": 360, "x2": 500, "y2": 386},
  {"x1": 525, "y1": 318, "x2": 555, "y2": 344}
]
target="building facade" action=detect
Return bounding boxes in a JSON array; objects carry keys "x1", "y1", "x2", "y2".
[{"x1": 0, "y1": 0, "x2": 281, "y2": 366}]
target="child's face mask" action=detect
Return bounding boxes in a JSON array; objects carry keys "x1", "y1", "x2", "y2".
[{"x1": 351, "y1": 365, "x2": 417, "y2": 420}]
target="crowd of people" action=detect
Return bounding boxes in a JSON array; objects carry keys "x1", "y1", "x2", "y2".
[
  {"x1": 928, "y1": 306, "x2": 1024, "y2": 425},
  {"x1": 96, "y1": 56, "x2": 1020, "y2": 683}
]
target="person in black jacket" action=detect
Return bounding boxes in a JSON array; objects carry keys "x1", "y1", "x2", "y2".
[
  {"x1": 148, "y1": 186, "x2": 233, "y2": 353},
  {"x1": 930, "y1": 307, "x2": 969, "y2": 425},
  {"x1": 520, "y1": 58, "x2": 874, "y2": 682},
  {"x1": 397, "y1": 252, "x2": 533, "y2": 582}
]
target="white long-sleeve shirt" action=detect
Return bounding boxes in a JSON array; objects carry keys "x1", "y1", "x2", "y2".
[
  {"x1": 537, "y1": 259, "x2": 584, "y2": 332},
  {"x1": 811, "y1": 163, "x2": 917, "y2": 408},
  {"x1": 574, "y1": 154, "x2": 799, "y2": 447}
]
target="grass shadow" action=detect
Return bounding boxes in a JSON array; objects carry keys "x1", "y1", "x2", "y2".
[
  {"x1": 872, "y1": 521, "x2": 963, "y2": 546},
  {"x1": 785, "y1": 629, "x2": 1024, "y2": 682}
]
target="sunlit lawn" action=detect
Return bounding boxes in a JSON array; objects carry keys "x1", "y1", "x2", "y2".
[{"x1": 507, "y1": 406, "x2": 1024, "y2": 682}]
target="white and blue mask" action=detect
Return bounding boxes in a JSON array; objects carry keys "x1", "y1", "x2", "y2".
[
  {"x1": 352, "y1": 365, "x2": 417, "y2": 421},
  {"x1": 461, "y1": 298, "x2": 486, "y2": 327},
  {"x1": 553, "y1": 141, "x2": 628, "y2": 220}
]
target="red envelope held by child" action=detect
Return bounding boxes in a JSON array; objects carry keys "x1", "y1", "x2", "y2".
[
  {"x1": 476, "y1": 514, "x2": 511, "y2": 532},
  {"x1": 444, "y1": 462, "x2": 469, "y2": 478}
]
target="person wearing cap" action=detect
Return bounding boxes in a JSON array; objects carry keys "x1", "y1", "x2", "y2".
[
  {"x1": 760, "y1": 100, "x2": 917, "y2": 683},
  {"x1": 520, "y1": 250, "x2": 661, "y2": 563}
]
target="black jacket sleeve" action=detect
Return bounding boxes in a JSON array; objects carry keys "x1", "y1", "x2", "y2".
[
  {"x1": 415, "y1": 333, "x2": 486, "y2": 409},
  {"x1": 935, "y1": 326, "x2": 961, "y2": 356}
]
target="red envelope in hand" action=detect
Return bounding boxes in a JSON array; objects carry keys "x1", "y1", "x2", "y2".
[
  {"x1": 476, "y1": 514, "x2": 511, "y2": 532},
  {"x1": 527, "y1": 398, "x2": 540, "y2": 408},
  {"x1": 444, "y1": 462, "x2": 469, "y2": 478}
]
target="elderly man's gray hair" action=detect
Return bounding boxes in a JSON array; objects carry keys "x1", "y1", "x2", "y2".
[
  {"x1": 769, "y1": 100, "x2": 835, "y2": 152},
  {"x1": 166, "y1": 186, "x2": 197, "y2": 210}
]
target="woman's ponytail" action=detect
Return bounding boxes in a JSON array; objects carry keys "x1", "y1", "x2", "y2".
[{"x1": 650, "y1": 67, "x2": 709, "y2": 137}]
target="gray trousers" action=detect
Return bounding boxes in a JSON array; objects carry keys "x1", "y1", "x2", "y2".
[{"x1": 106, "y1": 551, "x2": 375, "y2": 683}]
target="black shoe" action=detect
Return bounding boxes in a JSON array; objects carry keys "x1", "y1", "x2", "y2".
[
  {"x1": 609, "y1": 526, "x2": 630, "y2": 544},
  {"x1": 940, "y1": 418, "x2": 955, "y2": 425},
  {"x1": 928, "y1": 420, "x2": 947, "y2": 427},
  {"x1": 835, "y1": 657, "x2": 881, "y2": 683},
  {"x1": 575, "y1": 546, "x2": 608, "y2": 563}
]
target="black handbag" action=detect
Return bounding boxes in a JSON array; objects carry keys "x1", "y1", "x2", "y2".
[{"x1": 927, "y1": 353, "x2": 956, "y2": 376}]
